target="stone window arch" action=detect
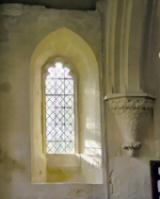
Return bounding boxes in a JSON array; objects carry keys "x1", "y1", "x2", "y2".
[{"x1": 30, "y1": 27, "x2": 103, "y2": 184}]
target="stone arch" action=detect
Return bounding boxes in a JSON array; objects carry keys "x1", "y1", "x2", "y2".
[{"x1": 30, "y1": 27, "x2": 102, "y2": 183}]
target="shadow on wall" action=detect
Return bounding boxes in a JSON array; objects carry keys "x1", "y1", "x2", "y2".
[{"x1": 0, "y1": 146, "x2": 25, "y2": 182}]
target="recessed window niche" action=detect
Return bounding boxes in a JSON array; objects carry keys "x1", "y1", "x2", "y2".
[{"x1": 30, "y1": 28, "x2": 103, "y2": 184}]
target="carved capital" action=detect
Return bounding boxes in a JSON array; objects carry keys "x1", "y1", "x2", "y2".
[
  {"x1": 105, "y1": 93, "x2": 155, "y2": 156},
  {"x1": 108, "y1": 97, "x2": 154, "y2": 110}
]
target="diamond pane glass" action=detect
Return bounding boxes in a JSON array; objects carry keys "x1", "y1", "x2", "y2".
[{"x1": 45, "y1": 62, "x2": 75, "y2": 154}]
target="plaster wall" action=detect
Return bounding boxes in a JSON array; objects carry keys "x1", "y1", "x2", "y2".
[{"x1": 0, "y1": 4, "x2": 106, "y2": 199}]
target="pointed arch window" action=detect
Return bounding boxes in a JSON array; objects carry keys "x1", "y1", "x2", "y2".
[{"x1": 44, "y1": 61, "x2": 76, "y2": 154}]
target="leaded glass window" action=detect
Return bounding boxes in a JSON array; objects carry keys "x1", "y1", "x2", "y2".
[{"x1": 44, "y1": 61, "x2": 75, "y2": 154}]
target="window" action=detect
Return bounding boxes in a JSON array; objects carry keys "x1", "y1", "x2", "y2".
[
  {"x1": 31, "y1": 28, "x2": 103, "y2": 183},
  {"x1": 44, "y1": 61, "x2": 76, "y2": 154}
]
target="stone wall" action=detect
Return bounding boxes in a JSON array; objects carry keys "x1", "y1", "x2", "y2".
[
  {"x1": 103, "y1": 1, "x2": 160, "y2": 199},
  {"x1": 1, "y1": 1, "x2": 159, "y2": 199},
  {"x1": 0, "y1": 4, "x2": 106, "y2": 199}
]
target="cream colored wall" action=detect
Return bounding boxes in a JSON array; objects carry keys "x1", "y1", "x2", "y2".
[
  {"x1": 0, "y1": 3, "x2": 106, "y2": 199},
  {"x1": 2, "y1": 0, "x2": 158, "y2": 198},
  {"x1": 102, "y1": 1, "x2": 160, "y2": 199},
  {"x1": 80, "y1": 70, "x2": 102, "y2": 183}
]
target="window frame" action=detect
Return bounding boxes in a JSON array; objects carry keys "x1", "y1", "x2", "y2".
[{"x1": 41, "y1": 58, "x2": 79, "y2": 155}]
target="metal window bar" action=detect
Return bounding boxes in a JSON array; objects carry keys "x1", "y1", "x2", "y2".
[{"x1": 45, "y1": 63, "x2": 75, "y2": 154}]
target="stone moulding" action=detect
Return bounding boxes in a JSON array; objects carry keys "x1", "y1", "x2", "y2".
[{"x1": 104, "y1": 93, "x2": 155, "y2": 156}]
